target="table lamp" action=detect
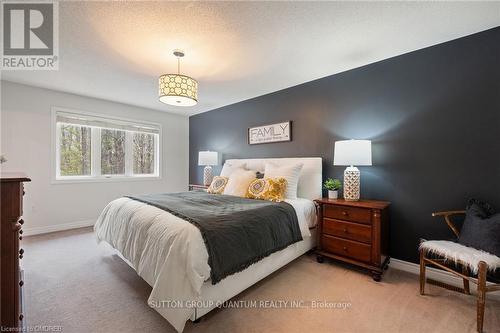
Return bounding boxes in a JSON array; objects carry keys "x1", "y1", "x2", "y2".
[
  {"x1": 198, "y1": 151, "x2": 218, "y2": 185},
  {"x1": 333, "y1": 140, "x2": 372, "y2": 201}
]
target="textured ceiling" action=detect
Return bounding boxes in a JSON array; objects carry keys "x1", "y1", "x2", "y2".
[{"x1": 2, "y1": 1, "x2": 500, "y2": 116}]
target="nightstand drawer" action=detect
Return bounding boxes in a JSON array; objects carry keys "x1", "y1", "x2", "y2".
[
  {"x1": 323, "y1": 205, "x2": 371, "y2": 224},
  {"x1": 189, "y1": 184, "x2": 209, "y2": 191},
  {"x1": 322, "y1": 218, "x2": 372, "y2": 244},
  {"x1": 322, "y1": 235, "x2": 371, "y2": 263}
]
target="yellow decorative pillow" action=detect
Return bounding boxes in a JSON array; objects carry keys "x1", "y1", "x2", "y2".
[
  {"x1": 207, "y1": 176, "x2": 229, "y2": 194},
  {"x1": 246, "y1": 177, "x2": 288, "y2": 202}
]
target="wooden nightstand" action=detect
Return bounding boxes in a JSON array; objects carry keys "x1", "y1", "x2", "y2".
[
  {"x1": 188, "y1": 184, "x2": 209, "y2": 191},
  {"x1": 314, "y1": 198, "x2": 390, "y2": 281}
]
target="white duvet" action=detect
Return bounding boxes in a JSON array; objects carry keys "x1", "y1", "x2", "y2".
[{"x1": 94, "y1": 196, "x2": 316, "y2": 332}]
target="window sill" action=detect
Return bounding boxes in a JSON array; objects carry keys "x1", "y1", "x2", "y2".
[{"x1": 51, "y1": 175, "x2": 161, "y2": 185}]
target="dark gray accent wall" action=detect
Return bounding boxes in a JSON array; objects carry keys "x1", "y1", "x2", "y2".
[{"x1": 189, "y1": 27, "x2": 500, "y2": 263}]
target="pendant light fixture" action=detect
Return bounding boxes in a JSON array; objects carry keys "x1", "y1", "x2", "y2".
[{"x1": 159, "y1": 50, "x2": 198, "y2": 106}]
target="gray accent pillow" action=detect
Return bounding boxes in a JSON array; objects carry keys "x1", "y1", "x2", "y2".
[{"x1": 458, "y1": 199, "x2": 500, "y2": 257}]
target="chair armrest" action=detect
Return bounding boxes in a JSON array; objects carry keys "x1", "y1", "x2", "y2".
[
  {"x1": 431, "y1": 210, "x2": 466, "y2": 238},
  {"x1": 432, "y1": 210, "x2": 466, "y2": 217}
]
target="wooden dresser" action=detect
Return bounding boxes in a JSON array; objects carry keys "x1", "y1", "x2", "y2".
[
  {"x1": 315, "y1": 198, "x2": 390, "y2": 281},
  {"x1": 1, "y1": 173, "x2": 30, "y2": 331}
]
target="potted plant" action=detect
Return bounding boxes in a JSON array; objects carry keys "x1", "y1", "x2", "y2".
[{"x1": 323, "y1": 178, "x2": 342, "y2": 199}]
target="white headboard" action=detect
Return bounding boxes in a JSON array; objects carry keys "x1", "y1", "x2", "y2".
[{"x1": 224, "y1": 157, "x2": 322, "y2": 200}]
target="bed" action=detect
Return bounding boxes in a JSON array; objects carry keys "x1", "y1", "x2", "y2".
[{"x1": 94, "y1": 157, "x2": 322, "y2": 332}]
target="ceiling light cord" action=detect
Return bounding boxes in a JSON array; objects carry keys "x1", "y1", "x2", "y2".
[{"x1": 172, "y1": 49, "x2": 185, "y2": 75}]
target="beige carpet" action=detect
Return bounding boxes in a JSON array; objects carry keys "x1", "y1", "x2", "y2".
[{"x1": 23, "y1": 227, "x2": 499, "y2": 333}]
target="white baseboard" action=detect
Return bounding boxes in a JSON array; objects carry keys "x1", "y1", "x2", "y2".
[
  {"x1": 390, "y1": 258, "x2": 500, "y2": 299},
  {"x1": 390, "y1": 258, "x2": 462, "y2": 286},
  {"x1": 23, "y1": 219, "x2": 95, "y2": 236}
]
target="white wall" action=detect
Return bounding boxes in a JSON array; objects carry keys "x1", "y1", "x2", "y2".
[{"x1": 1, "y1": 81, "x2": 189, "y2": 235}]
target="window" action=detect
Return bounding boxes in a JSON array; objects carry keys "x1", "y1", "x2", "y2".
[
  {"x1": 101, "y1": 129, "x2": 126, "y2": 175},
  {"x1": 54, "y1": 109, "x2": 160, "y2": 181},
  {"x1": 133, "y1": 132, "x2": 156, "y2": 175},
  {"x1": 59, "y1": 124, "x2": 92, "y2": 176}
]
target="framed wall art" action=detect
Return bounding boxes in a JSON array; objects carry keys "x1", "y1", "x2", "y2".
[{"x1": 248, "y1": 121, "x2": 292, "y2": 145}]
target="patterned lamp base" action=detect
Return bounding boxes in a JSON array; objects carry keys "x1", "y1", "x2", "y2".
[
  {"x1": 343, "y1": 166, "x2": 360, "y2": 201},
  {"x1": 203, "y1": 165, "x2": 214, "y2": 186}
]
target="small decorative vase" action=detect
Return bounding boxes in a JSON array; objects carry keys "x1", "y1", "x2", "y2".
[{"x1": 328, "y1": 190, "x2": 338, "y2": 200}]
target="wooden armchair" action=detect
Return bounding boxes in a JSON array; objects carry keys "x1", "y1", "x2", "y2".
[{"x1": 419, "y1": 211, "x2": 500, "y2": 333}]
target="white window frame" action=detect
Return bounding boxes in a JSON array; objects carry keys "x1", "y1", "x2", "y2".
[{"x1": 51, "y1": 107, "x2": 162, "y2": 184}]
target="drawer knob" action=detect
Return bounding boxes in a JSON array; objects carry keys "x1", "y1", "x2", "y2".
[
  {"x1": 19, "y1": 219, "x2": 25, "y2": 225},
  {"x1": 342, "y1": 211, "x2": 348, "y2": 216},
  {"x1": 343, "y1": 246, "x2": 348, "y2": 251},
  {"x1": 19, "y1": 280, "x2": 24, "y2": 287},
  {"x1": 343, "y1": 228, "x2": 348, "y2": 233}
]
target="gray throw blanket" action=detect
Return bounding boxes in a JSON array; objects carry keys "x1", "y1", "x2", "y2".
[{"x1": 127, "y1": 191, "x2": 302, "y2": 284}]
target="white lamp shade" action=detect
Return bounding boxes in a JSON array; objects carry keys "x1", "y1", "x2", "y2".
[
  {"x1": 198, "y1": 151, "x2": 218, "y2": 166},
  {"x1": 159, "y1": 74, "x2": 198, "y2": 107},
  {"x1": 333, "y1": 140, "x2": 372, "y2": 166}
]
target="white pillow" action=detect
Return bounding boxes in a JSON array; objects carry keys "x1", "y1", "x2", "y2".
[
  {"x1": 220, "y1": 161, "x2": 247, "y2": 177},
  {"x1": 223, "y1": 168, "x2": 256, "y2": 197},
  {"x1": 264, "y1": 163, "x2": 303, "y2": 199}
]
